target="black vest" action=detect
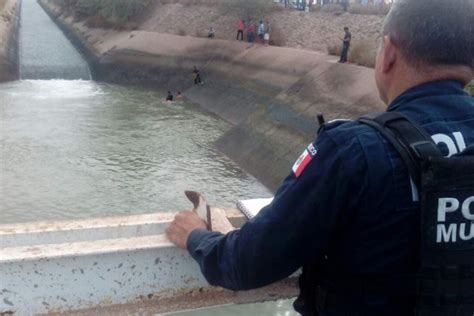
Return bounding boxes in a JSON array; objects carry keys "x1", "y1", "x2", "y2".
[{"x1": 295, "y1": 112, "x2": 474, "y2": 316}]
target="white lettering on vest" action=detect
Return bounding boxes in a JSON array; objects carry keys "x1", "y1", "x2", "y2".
[
  {"x1": 431, "y1": 132, "x2": 466, "y2": 157},
  {"x1": 460, "y1": 223, "x2": 474, "y2": 241},
  {"x1": 411, "y1": 132, "x2": 467, "y2": 202},
  {"x1": 462, "y1": 196, "x2": 474, "y2": 220},
  {"x1": 436, "y1": 196, "x2": 474, "y2": 243},
  {"x1": 437, "y1": 224, "x2": 457, "y2": 243},
  {"x1": 452, "y1": 132, "x2": 467, "y2": 152},
  {"x1": 437, "y1": 197, "x2": 460, "y2": 222}
]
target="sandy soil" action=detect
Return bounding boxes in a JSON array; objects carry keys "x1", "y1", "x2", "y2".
[{"x1": 140, "y1": 3, "x2": 384, "y2": 54}]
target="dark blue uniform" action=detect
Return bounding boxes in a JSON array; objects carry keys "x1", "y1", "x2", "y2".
[{"x1": 187, "y1": 80, "x2": 474, "y2": 315}]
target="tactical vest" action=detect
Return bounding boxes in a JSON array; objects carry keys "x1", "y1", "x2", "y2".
[{"x1": 294, "y1": 112, "x2": 474, "y2": 316}]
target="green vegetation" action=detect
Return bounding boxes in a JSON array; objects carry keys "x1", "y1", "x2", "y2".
[
  {"x1": 467, "y1": 82, "x2": 474, "y2": 96},
  {"x1": 51, "y1": 0, "x2": 152, "y2": 28}
]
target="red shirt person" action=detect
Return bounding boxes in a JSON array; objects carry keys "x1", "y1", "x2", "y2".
[{"x1": 236, "y1": 20, "x2": 245, "y2": 41}]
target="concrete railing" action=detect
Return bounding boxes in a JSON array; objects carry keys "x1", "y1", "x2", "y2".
[{"x1": 0, "y1": 211, "x2": 296, "y2": 314}]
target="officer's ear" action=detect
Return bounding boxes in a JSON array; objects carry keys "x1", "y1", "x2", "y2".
[{"x1": 380, "y1": 35, "x2": 398, "y2": 74}]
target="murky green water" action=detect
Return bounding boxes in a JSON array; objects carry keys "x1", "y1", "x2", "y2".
[{"x1": 0, "y1": 80, "x2": 271, "y2": 224}]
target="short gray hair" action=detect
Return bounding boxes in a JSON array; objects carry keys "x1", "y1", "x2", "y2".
[{"x1": 383, "y1": 0, "x2": 474, "y2": 68}]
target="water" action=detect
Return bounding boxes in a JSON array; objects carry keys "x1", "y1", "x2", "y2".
[
  {"x1": 0, "y1": 80, "x2": 271, "y2": 223},
  {"x1": 19, "y1": 0, "x2": 91, "y2": 80},
  {"x1": 2, "y1": 1, "x2": 297, "y2": 315},
  {"x1": 160, "y1": 299, "x2": 298, "y2": 316}
]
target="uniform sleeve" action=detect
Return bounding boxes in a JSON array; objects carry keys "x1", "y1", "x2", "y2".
[{"x1": 187, "y1": 129, "x2": 364, "y2": 291}]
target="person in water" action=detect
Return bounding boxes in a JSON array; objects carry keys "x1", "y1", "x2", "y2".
[
  {"x1": 176, "y1": 92, "x2": 183, "y2": 100},
  {"x1": 166, "y1": 91, "x2": 174, "y2": 101}
]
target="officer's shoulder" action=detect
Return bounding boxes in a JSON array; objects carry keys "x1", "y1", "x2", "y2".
[{"x1": 319, "y1": 118, "x2": 374, "y2": 143}]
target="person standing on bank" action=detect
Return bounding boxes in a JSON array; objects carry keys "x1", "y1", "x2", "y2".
[
  {"x1": 247, "y1": 21, "x2": 256, "y2": 43},
  {"x1": 258, "y1": 21, "x2": 265, "y2": 43},
  {"x1": 339, "y1": 26, "x2": 351, "y2": 63},
  {"x1": 167, "y1": 0, "x2": 474, "y2": 315},
  {"x1": 236, "y1": 20, "x2": 245, "y2": 41}
]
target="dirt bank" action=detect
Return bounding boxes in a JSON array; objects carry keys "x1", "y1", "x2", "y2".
[
  {"x1": 0, "y1": 0, "x2": 20, "y2": 82},
  {"x1": 40, "y1": 0, "x2": 385, "y2": 190},
  {"x1": 140, "y1": 2, "x2": 384, "y2": 55}
]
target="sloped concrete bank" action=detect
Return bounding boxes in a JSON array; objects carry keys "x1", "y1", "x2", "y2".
[
  {"x1": 39, "y1": 0, "x2": 385, "y2": 191},
  {"x1": 0, "y1": 0, "x2": 20, "y2": 82}
]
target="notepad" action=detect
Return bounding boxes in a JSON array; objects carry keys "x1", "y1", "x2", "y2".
[{"x1": 236, "y1": 198, "x2": 274, "y2": 219}]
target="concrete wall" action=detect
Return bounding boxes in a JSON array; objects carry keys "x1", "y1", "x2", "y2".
[
  {"x1": 0, "y1": 0, "x2": 20, "y2": 82},
  {"x1": 39, "y1": 0, "x2": 385, "y2": 191}
]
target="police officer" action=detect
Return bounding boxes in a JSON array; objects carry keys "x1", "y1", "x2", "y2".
[{"x1": 166, "y1": 0, "x2": 474, "y2": 315}]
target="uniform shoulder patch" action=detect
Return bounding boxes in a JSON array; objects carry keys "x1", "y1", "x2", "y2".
[{"x1": 292, "y1": 143, "x2": 318, "y2": 178}]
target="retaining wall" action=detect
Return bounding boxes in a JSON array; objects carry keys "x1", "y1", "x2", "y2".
[{"x1": 0, "y1": 0, "x2": 20, "y2": 82}]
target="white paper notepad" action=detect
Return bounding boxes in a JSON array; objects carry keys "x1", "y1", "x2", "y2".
[{"x1": 236, "y1": 198, "x2": 274, "y2": 219}]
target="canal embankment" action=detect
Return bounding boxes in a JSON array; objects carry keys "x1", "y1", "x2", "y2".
[
  {"x1": 39, "y1": 0, "x2": 385, "y2": 190},
  {"x1": 0, "y1": 0, "x2": 20, "y2": 82}
]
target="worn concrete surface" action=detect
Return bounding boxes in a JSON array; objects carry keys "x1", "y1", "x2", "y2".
[{"x1": 0, "y1": 210, "x2": 296, "y2": 314}]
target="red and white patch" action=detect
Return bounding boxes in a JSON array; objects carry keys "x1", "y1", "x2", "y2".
[{"x1": 292, "y1": 143, "x2": 317, "y2": 178}]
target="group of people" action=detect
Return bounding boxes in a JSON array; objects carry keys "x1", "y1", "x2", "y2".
[
  {"x1": 165, "y1": 91, "x2": 182, "y2": 102},
  {"x1": 237, "y1": 19, "x2": 270, "y2": 44},
  {"x1": 165, "y1": 65, "x2": 203, "y2": 101}
]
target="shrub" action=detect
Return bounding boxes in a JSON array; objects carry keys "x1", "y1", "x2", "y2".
[
  {"x1": 268, "y1": 25, "x2": 286, "y2": 47},
  {"x1": 327, "y1": 44, "x2": 341, "y2": 56},
  {"x1": 348, "y1": 40, "x2": 376, "y2": 68},
  {"x1": 177, "y1": 28, "x2": 187, "y2": 36}
]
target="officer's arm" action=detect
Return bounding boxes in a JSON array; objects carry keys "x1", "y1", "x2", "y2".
[{"x1": 187, "y1": 131, "x2": 363, "y2": 291}]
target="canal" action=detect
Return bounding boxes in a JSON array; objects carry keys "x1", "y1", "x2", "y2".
[
  {"x1": 0, "y1": 80, "x2": 271, "y2": 224},
  {"x1": 0, "y1": 0, "x2": 297, "y2": 314}
]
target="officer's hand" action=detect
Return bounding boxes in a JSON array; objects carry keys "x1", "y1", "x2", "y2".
[{"x1": 166, "y1": 211, "x2": 207, "y2": 250}]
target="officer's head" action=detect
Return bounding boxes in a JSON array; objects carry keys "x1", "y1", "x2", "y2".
[{"x1": 375, "y1": 0, "x2": 474, "y2": 104}]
